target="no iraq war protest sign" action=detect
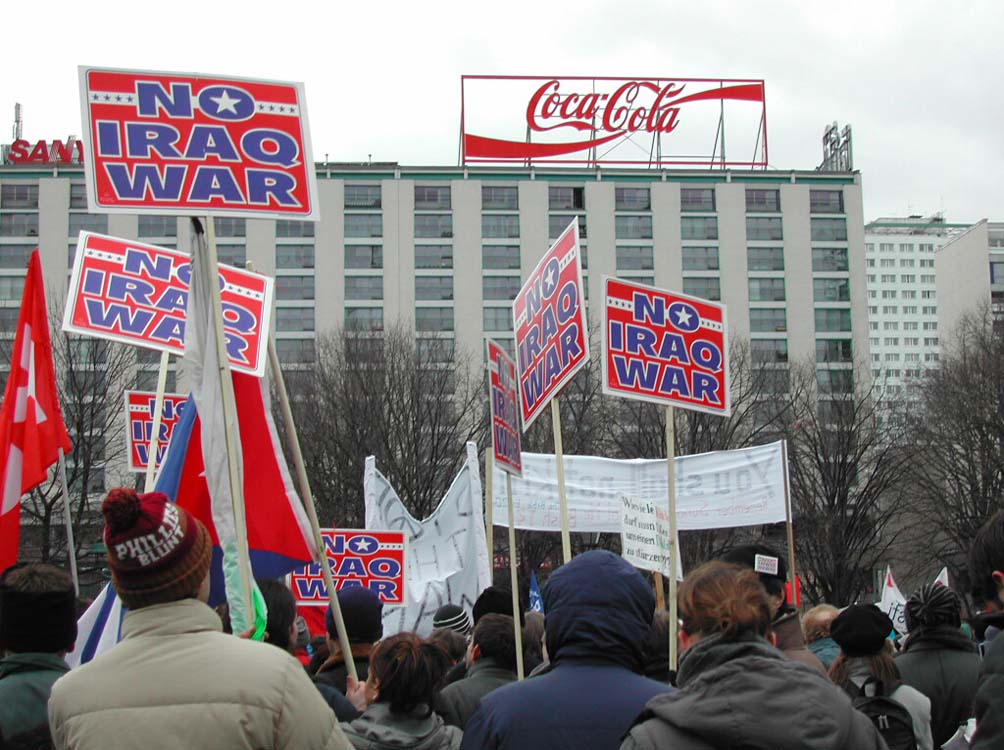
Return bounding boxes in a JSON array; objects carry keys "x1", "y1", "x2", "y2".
[
  {"x1": 290, "y1": 530, "x2": 407, "y2": 606},
  {"x1": 124, "y1": 390, "x2": 189, "y2": 472},
  {"x1": 487, "y1": 339, "x2": 522, "y2": 477}
]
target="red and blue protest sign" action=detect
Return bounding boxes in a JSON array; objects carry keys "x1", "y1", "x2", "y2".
[
  {"x1": 124, "y1": 390, "x2": 188, "y2": 472},
  {"x1": 62, "y1": 232, "x2": 273, "y2": 376},
  {"x1": 487, "y1": 339, "x2": 522, "y2": 477},
  {"x1": 513, "y1": 218, "x2": 589, "y2": 429},
  {"x1": 602, "y1": 277, "x2": 730, "y2": 416},
  {"x1": 78, "y1": 66, "x2": 319, "y2": 220},
  {"x1": 291, "y1": 530, "x2": 407, "y2": 606}
]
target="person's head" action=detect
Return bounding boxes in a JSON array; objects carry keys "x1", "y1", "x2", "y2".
[
  {"x1": 828, "y1": 604, "x2": 900, "y2": 686},
  {"x1": 326, "y1": 586, "x2": 383, "y2": 650},
  {"x1": 257, "y1": 578, "x2": 297, "y2": 653},
  {"x1": 970, "y1": 511, "x2": 1004, "y2": 613},
  {"x1": 473, "y1": 586, "x2": 524, "y2": 627},
  {"x1": 0, "y1": 563, "x2": 76, "y2": 656},
  {"x1": 365, "y1": 633, "x2": 452, "y2": 716},
  {"x1": 427, "y1": 627, "x2": 467, "y2": 666},
  {"x1": 906, "y1": 583, "x2": 962, "y2": 631},
  {"x1": 642, "y1": 610, "x2": 671, "y2": 682},
  {"x1": 802, "y1": 604, "x2": 840, "y2": 644},
  {"x1": 523, "y1": 610, "x2": 545, "y2": 662},
  {"x1": 432, "y1": 603, "x2": 472, "y2": 637},
  {"x1": 717, "y1": 544, "x2": 787, "y2": 617},
  {"x1": 466, "y1": 613, "x2": 518, "y2": 672},
  {"x1": 101, "y1": 487, "x2": 212, "y2": 610},
  {"x1": 677, "y1": 561, "x2": 773, "y2": 653}
]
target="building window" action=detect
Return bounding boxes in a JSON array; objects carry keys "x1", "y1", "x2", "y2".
[
  {"x1": 68, "y1": 213, "x2": 108, "y2": 236},
  {"x1": 276, "y1": 244, "x2": 315, "y2": 269},
  {"x1": 748, "y1": 278, "x2": 786, "y2": 302},
  {"x1": 615, "y1": 215, "x2": 653, "y2": 240},
  {"x1": 746, "y1": 216, "x2": 783, "y2": 241},
  {"x1": 816, "y1": 339, "x2": 853, "y2": 363},
  {"x1": 483, "y1": 307, "x2": 514, "y2": 331},
  {"x1": 138, "y1": 215, "x2": 177, "y2": 237},
  {"x1": 747, "y1": 247, "x2": 784, "y2": 272},
  {"x1": 275, "y1": 339, "x2": 316, "y2": 364},
  {"x1": 0, "y1": 184, "x2": 39, "y2": 209},
  {"x1": 344, "y1": 245, "x2": 382, "y2": 269},
  {"x1": 745, "y1": 189, "x2": 780, "y2": 212},
  {"x1": 813, "y1": 278, "x2": 850, "y2": 302},
  {"x1": 0, "y1": 276, "x2": 26, "y2": 300},
  {"x1": 415, "y1": 214, "x2": 453, "y2": 239},
  {"x1": 549, "y1": 214, "x2": 585, "y2": 239},
  {"x1": 901, "y1": 274, "x2": 916, "y2": 284},
  {"x1": 345, "y1": 307, "x2": 383, "y2": 331},
  {"x1": 414, "y1": 185, "x2": 451, "y2": 210},
  {"x1": 417, "y1": 337, "x2": 456, "y2": 362},
  {"x1": 415, "y1": 276, "x2": 453, "y2": 301},
  {"x1": 683, "y1": 277, "x2": 721, "y2": 301},
  {"x1": 483, "y1": 245, "x2": 520, "y2": 270},
  {"x1": 345, "y1": 214, "x2": 383, "y2": 238},
  {"x1": 750, "y1": 308, "x2": 787, "y2": 333},
  {"x1": 216, "y1": 245, "x2": 246, "y2": 268},
  {"x1": 809, "y1": 190, "x2": 844, "y2": 213},
  {"x1": 415, "y1": 245, "x2": 453, "y2": 269},
  {"x1": 345, "y1": 185, "x2": 381, "y2": 209},
  {"x1": 616, "y1": 246, "x2": 654, "y2": 271},
  {"x1": 482, "y1": 214, "x2": 520, "y2": 239},
  {"x1": 680, "y1": 187, "x2": 715, "y2": 212},
  {"x1": 275, "y1": 307, "x2": 315, "y2": 332},
  {"x1": 136, "y1": 370, "x2": 177, "y2": 391},
  {"x1": 275, "y1": 220, "x2": 315, "y2": 238},
  {"x1": 682, "y1": 246, "x2": 719, "y2": 271},
  {"x1": 275, "y1": 275, "x2": 315, "y2": 300},
  {"x1": 0, "y1": 245, "x2": 34, "y2": 269},
  {"x1": 992, "y1": 262, "x2": 1004, "y2": 285},
  {"x1": 483, "y1": 276, "x2": 522, "y2": 301},
  {"x1": 810, "y1": 218, "x2": 847, "y2": 242},
  {"x1": 69, "y1": 183, "x2": 88, "y2": 209},
  {"x1": 615, "y1": 187, "x2": 651, "y2": 211},
  {"x1": 812, "y1": 247, "x2": 848, "y2": 272},
  {"x1": 415, "y1": 307, "x2": 454, "y2": 332},
  {"x1": 751, "y1": 339, "x2": 788, "y2": 363},
  {"x1": 548, "y1": 186, "x2": 584, "y2": 210},
  {"x1": 900, "y1": 259, "x2": 915, "y2": 268},
  {"x1": 346, "y1": 277, "x2": 383, "y2": 301},
  {"x1": 213, "y1": 217, "x2": 245, "y2": 237},
  {"x1": 815, "y1": 308, "x2": 852, "y2": 332},
  {"x1": 681, "y1": 216, "x2": 718, "y2": 241},
  {"x1": 817, "y1": 369, "x2": 854, "y2": 394},
  {"x1": 482, "y1": 186, "x2": 518, "y2": 210}
]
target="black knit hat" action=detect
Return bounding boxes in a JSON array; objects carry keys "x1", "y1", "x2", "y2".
[
  {"x1": 906, "y1": 584, "x2": 961, "y2": 630},
  {"x1": 831, "y1": 604, "x2": 894, "y2": 657},
  {"x1": 433, "y1": 604, "x2": 472, "y2": 636},
  {"x1": 326, "y1": 586, "x2": 383, "y2": 643},
  {"x1": 473, "y1": 586, "x2": 525, "y2": 627}
]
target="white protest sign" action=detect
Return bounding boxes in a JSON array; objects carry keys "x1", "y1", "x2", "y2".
[
  {"x1": 619, "y1": 494, "x2": 682, "y2": 579},
  {"x1": 754, "y1": 554, "x2": 779, "y2": 575},
  {"x1": 879, "y1": 567, "x2": 908, "y2": 634}
]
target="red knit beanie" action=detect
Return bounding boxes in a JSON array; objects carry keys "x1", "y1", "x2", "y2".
[{"x1": 102, "y1": 488, "x2": 212, "y2": 609}]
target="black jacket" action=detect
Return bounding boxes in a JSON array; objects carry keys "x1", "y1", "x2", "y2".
[
  {"x1": 435, "y1": 658, "x2": 516, "y2": 729},
  {"x1": 972, "y1": 614, "x2": 1004, "y2": 750},
  {"x1": 895, "y1": 624, "x2": 980, "y2": 747}
]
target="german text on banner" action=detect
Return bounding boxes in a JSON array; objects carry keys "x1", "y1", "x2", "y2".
[
  {"x1": 364, "y1": 443, "x2": 491, "y2": 636},
  {"x1": 513, "y1": 218, "x2": 589, "y2": 429},
  {"x1": 602, "y1": 277, "x2": 730, "y2": 416},
  {"x1": 124, "y1": 391, "x2": 189, "y2": 472},
  {"x1": 491, "y1": 441, "x2": 786, "y2": 533},
  {"x1": 78, "y1": 66, "x2": 319, "y2": 220},
  {"x1": 63, "y1": 232, "x2": 273, "y2": 376},
  {"x1": 290, "y1": 530, "x2": 407, "y2": 606},
  {"x1": 487, "y1": 339, "x2": 522, "y2": 477},
  {"x1": 619, "y1": 495, "x2": 682, "y2": 578}
]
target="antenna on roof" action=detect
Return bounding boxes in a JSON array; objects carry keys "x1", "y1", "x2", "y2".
[{"x1": 13, "y1": 103, "x2": 22, "y2": 141}]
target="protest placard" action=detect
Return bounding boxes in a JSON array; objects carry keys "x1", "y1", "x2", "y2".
[
  {"x1": 619, "y1": 495, "x2": 683, "y2": 579},
  {"x1": 290, "y1": 530, "x2": 407, "y2": 606},
  {"x1": 124, "y1": 390, "x2": 188, "y2": 472},
  {"x1": 487, "y1": 339, "x2": 522, "y2": 477}
]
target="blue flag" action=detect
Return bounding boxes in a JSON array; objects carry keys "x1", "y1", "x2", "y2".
[{"x1": 529, "y1": 572, "x2": 544, "y2": 613}]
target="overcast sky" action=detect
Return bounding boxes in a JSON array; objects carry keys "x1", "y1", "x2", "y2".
[{"x1": 3, "y1": 0, "x2": 1000, "y2": 223}]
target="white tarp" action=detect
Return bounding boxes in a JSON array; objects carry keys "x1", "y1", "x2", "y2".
[
  {"x1": 491, "y1": 441, "x2": 787, "y2": 532},
  {"x1": 364, "y1": 442, "x2": 491, "y2": 636}
]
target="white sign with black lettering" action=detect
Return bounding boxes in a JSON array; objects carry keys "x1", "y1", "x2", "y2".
[{"x1": 619, "y1": 495, "x2": 682, "y2": 579}]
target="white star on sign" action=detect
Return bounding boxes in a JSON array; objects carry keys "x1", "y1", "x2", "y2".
[
  {"x1": 674, "y1": 307, "x2": 693, "y2": 327},
  {"x1": 210, "y1": 90, "x2": 241, "y2": 115},
  {"x1": 544, "y1": 265, "x2": 556, "y2": 290},
  {"x1": 351, "y1": 538, "x2": 373, "y2": 552}
]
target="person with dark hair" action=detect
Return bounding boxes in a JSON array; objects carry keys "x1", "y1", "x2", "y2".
[
  {"x1": 258, "y1": 578, "x2": 298, "y2": 653},
  {"x1": 829, "y1": 604, "x2": 933, "y2": 750},
  {"x1": 428, "y1": 628, "x2": 468, "y2": 667},
  {"x1": 442, "y1": 586, "x2": 527, "y2": 686},
  {"x1": 314, "y1": 587, "x2": 383, "y2": 695},
  {"x1": 969, "y1": 511, "x2": 1004, "y2": 750},
  {"x1": 342, "y1": 633, "x2": 460, "y2": 750},
  {"x1": 462, "y1": 550, "x2": 671, "y2": 750},
  {"x1": 717, "y1": 543, "x2": 824, "y2": 673},
  {"x1": 47, "y1": 488, "x2": 349, "y2": 750},
  {"x1": 895, "y1": 584, "x2": 980, "y2": 747},
  {"x1": 803, "y1": 603, "x2": 841, "y2": 669},
  {"x1": 622, "y1": 562, "x2": 885, "y2": 750},
  {"x1": 0, "y1": 563, "x2": 76, "y2": 745},
  {"x1": 522, "y1": 610, "x2": 545, "y2": 666},
  {"x1": 436, "y1": 614, "x2": 518, "y2": 729},
  {"x1": 641, "y1": 611, "x2": 671, "y2": 684}
]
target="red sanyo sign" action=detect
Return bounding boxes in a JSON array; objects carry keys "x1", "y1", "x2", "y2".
[
  {"x1": 3, "y1": 137, "x2": 84, "y2": 165},
  {"x1": 461, "y1": 76, "x2": 768, "y2": 168}
]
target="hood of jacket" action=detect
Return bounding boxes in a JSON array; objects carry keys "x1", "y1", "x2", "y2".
[
  {"x1": 0, "y1": 652, "x2": 69, "y2": 680},
  {"x1": 543, "y1": 550, "x2": 654, "y2": 671},
  {"x1": 645, "y1": 632, "x2": 867, "y2": 749},
  {"x1": 342, "y1": 703, "x2": 460, "y2": 750},
  {"x1": 901, "y1": 624, "x2": 978, "y2": 654}
]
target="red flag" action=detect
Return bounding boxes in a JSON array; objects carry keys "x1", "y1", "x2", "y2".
[{"x1": 0, "y1": 251, "x2": 73, "y2": 570}]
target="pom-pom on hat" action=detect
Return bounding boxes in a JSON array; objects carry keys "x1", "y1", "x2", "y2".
[
  {"x1": 102, "y1": 488, "x2": 211, "y2": 609},
  {"x1": 830, "y1": 604, "x2": 895, "y2": 657}
]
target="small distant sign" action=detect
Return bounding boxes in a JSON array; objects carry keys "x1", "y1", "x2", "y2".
[
  {"x1": 487, "y1": 339, "x2": 522, "y2": 477},
  {"x1": 124, "y1": 391, "x2": 189, "y2": 472},
  {"x1": 290, "y1": 530, "x2": 407, "y2": 605}
]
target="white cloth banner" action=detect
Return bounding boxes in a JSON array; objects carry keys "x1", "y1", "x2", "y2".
[
  {"x1": 879, "y1": 567, "x2": 908, "y2": 634},
  {"x1": 619, "y1": 494, "x2": 683, "y2": 579},
  {"x1": 365, "y1": 442, "x2": 491, "y2": 636},
  {"x1": 491, "y1": 441, "x2": 787, "y2": 532}
]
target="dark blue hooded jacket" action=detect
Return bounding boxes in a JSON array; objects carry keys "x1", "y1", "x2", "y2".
[{"x1": 460, "y1": 551, "x2": 672, "y2": 750}]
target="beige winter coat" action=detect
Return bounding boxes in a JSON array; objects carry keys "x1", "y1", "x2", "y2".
[{"x1": 48, "y1": 598, "x2": 349, "y2": 750}]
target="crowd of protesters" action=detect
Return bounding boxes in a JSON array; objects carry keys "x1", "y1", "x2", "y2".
[{"x1": 1, "y1": 487, "x2": 1003, "y2": 750}]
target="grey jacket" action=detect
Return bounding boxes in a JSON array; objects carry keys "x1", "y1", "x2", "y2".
[
  {"x1": 342, "y1": 703, "x2": 462, "y2": 750},
  {"x1": 845, "y1": 658, "x2": 933, "y2": 750},
  {"x1": 435, "y1": 659, "x2": 516, "y2": 730},
  {"x1": 621, "y1": 634, "x2": 887, "y2": 750},
  {"x1": 972, "y1": 619, "x2": 1004, "y2": 750}
]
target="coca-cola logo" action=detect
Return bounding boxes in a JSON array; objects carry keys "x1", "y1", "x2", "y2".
[{"x1": 527, "y1": 80, "x2": 684, "y2": 135}]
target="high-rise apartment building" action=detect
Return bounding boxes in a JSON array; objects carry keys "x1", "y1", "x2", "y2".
[{"x1": 936, "y1": 219, "x2": 1004, "y2": 336}]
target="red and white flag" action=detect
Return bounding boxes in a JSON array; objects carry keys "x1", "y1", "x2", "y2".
[{"x1": 0, "y1": 251, "x2": 72, "y2": 570}]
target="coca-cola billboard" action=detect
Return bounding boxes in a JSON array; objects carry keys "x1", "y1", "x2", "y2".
[{"x1": 461, "y1": 76, "x2": 767, "y2": 168}]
